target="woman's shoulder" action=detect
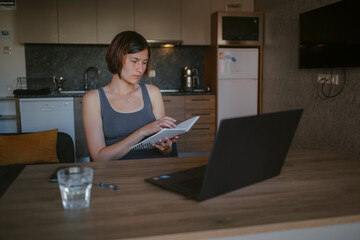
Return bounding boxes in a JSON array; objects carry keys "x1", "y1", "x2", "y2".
[
  {"x1": 83, "y1": 89, "x2": 100, "y2": 103},
  {"x1": 144, "y1": 83, "x2": 161, "y2": 95}
]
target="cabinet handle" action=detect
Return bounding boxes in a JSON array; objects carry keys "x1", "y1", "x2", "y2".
[
  {"x1": 191, "y1": 99, "x2": 210, "y2": 102},
  {"x1": 192, "y1": 113, "x2": 210, "y2": 116},
  {"x1": 226, "y1": 3, "x2": 241, "y2": 9},
  {"x1": 192, "y1": 127, "x2": 210, "y2": 131},
  {"x1": 163, "y1": 100, "x2": 171, "y2": 103}
]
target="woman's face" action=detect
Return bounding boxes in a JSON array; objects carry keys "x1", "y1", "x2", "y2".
[{"x1": 120, "y1": 49, "x2": 149, "y2": 84}]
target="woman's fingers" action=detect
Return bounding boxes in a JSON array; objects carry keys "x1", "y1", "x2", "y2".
[
  {"x1": 157, "y1": 116, "x2": 177, "y2": 128},
  {"x1": 153, "y1": 137, "x2": 173, "y2": 151}
]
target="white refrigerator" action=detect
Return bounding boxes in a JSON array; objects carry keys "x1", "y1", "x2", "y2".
[{"x1": 217, "y1": 48, "x2": 259, "y2": 124}]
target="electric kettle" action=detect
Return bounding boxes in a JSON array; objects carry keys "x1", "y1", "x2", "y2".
[{"x1": 182, "y1": 66, "x2": 200, "y2": 91}]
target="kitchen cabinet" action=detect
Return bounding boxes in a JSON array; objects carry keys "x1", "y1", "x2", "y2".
[
  {"x1": 17, "y1": 0, "x2": 216, "y2": 45},
  {"x1": 181, "y1": 0, "x2": 211, "y2": 45},
  {"x1": 58, "y1": 0, "x2": 97, "y2": 44},
  {"x1": 17, "y1": 0, "x2": 97, "y2": 44},
  {"x1": 17, "y1": 0, "x2": 58, "y2": 43},
  {"x1": 0, "y1": 98, "x2": 20, "y2": 133},
  {"x1": 163, "y1": 95, "x2": 215, "y2": 152},
  {"x1": 97, "y1": 0, "x2": 135, "y2": 44},
  {"x1": 163, "y1": 95, "x2": 186, "y2": 152},
  {"x1": 185, "y1": 95, "x2": 216, "y2": 152},
  {"x1": 135, "y1": 0, "x2": 181, "y2": 40},
  {"x1": 211, "y1": 0, "x2": 254, "y2": 12},
  {"x1": 74, "y1": 97, "x2": 89, "y2": 158}
]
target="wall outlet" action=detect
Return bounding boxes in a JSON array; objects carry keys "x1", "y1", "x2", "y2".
[
  {"x1": 6, "y1": 85, "x2": 13, "y2": 93},
  {"x1": 149, "y1": 69, "x2": 156, "y2": 78},
  {"x1": 317, "y1": 74, "x2": 339, "y2": 85}
]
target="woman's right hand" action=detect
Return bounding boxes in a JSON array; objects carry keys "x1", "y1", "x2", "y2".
[{"x1": 141, "y1": 116, "x2": 177, "y2": 137}]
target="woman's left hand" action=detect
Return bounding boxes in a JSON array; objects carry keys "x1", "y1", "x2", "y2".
[{"x1": 153, "y1": 136, "x2": 179, "y2": 155}]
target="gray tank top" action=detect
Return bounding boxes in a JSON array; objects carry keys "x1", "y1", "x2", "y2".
[{"x1": 98, "y1": 83, "x2": 156, "y2": 147}]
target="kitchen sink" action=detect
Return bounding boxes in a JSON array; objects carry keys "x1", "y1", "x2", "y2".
[
  {"x1": 60, "y1": 90, "x2": 86, "y2": 94},
  {"x1": 160, "y1": 89, "x2": 180, "y2": 93}
]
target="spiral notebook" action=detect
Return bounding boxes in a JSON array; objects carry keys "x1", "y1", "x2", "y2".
[{"x1": 130, "y1": 116, "x2": 200, "y2": 150}]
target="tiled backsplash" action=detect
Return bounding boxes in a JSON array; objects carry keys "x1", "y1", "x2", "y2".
[{"x1": 25, "y1": 44, "x2": 205, "y2": 91}]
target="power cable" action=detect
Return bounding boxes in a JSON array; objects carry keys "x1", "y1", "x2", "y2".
[{"x1": 318, "y1": 68, "x2": 346, "y2": 99}]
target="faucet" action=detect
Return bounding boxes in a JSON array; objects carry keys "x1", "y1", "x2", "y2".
[{"x1": 84, "y1": 66, "x2": 100, "y2": 92}]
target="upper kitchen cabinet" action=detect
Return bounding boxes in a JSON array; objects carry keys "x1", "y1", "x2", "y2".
[
  {"x1": 211, "y1": 0, "x2": 254, "y2": 12},
  {"x1": 97, "y1": 0, "x2": 135, "y2": 44},
  {"x1": 17, "y1": 0, "x2": 58, "y2": 43},
  {"x1": 134, "y1": 0, "x2": 181, "y2": 40},
  {"x1": 58, "y1": 0, "x2": 97, "y2": 44},
  {"x1": 181, "y1": 0, "x2": 211, "y2": 45}
]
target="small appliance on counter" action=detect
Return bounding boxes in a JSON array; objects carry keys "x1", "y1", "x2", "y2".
[
  {"x1": 182, "y1": 66, "x2": 200, "y2": 92},
  {"x1": 53, "y1": 76, "x2": 65, "y2": 93}
]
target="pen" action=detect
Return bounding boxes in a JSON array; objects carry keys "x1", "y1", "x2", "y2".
[{"x1": 94, "y1": 182, "x2": 119, "y2": 190}]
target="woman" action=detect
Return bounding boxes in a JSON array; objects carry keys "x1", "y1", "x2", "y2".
[{"x1": 82, "y1": 31, "x2": 178, "y2": 161}]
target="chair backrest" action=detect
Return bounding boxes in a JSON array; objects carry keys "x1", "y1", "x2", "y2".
[
  {"x1": 169, "y1": 142, "x2": 179, "y2": 157},
  {"x1": 0, "y1": 131, "x2": 75, "y2": 163},
  {"x1": 57, "y1": 132, "x2": 75, "y2": 163}
]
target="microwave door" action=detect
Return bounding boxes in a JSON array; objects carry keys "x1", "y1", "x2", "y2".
[{"x1": 218, "y1": 48, "x2": 258, "y2": 79}]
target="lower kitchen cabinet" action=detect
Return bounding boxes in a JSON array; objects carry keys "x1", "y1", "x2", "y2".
[
  {"x1": 163, "y1": 95, "x2": 186, "y2": 152},
  {"x1": 163, "y1": 95, "x2": 216, "y2": 152},
  {"x1": 185, "y1": 95, "x2": 216, "y2": 152},
  {"x1": 0, "y1": 98, "x2": 20, "y2": 133}
]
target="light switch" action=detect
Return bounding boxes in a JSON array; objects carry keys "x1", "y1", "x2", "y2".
[{"x1": 3, "y1": 46, "x2": 11, "y2": 54}]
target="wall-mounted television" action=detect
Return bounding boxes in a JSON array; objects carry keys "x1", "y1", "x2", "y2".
[{"x1": 299, "y1": 0, "x2": 360, "y2": 68}]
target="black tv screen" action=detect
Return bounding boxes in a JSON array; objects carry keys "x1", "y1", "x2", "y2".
[{"x1": 299, "y1": 0, "x2": 360, "y2": 68}]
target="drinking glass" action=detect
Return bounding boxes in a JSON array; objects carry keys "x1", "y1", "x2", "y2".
[{"x1": 57, "y1": 166, "x2": 93, "y2": 210}]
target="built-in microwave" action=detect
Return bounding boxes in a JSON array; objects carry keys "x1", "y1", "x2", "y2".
[{"x1": 211, "y1": 11, "x2": 263, "y2": 45}]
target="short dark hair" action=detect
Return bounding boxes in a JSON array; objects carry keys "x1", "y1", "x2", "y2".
[{"x1": 106, "y1": 31, "x2": 151, "y2": 77}]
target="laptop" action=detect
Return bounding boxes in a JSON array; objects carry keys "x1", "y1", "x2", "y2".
[{"x1": 145, "y1": 109, "x2": 303, "y2": 201}]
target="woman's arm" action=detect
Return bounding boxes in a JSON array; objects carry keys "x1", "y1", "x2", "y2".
[{"x1": 146, "y1": 84, "x2": 178, "y2": 155}]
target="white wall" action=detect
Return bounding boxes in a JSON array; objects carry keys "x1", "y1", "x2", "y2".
[{"x1": 0, "y1": 10, "x2": 26, "y2": 97}]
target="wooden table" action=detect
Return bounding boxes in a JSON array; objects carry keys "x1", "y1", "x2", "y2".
[{"x1": 0, "y1": 149, "x2": 360, "y2": 240}]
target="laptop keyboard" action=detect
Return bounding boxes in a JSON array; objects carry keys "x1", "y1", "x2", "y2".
[
  {"x1": 173, "y1": 176, "x2": 204, "y2": 192},
  {"x1": 169, "y1": 165, "x2": 207, "y2": 193}
]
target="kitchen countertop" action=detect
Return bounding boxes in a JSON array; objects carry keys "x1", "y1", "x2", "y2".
[
  {"x1": 0, "y1": 96, "x2": 17, "y2": 100},
  {"x1": 13, "y1": 90, "x2": 216, "y2": 98}
]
